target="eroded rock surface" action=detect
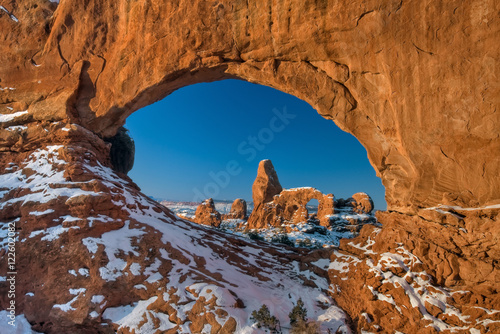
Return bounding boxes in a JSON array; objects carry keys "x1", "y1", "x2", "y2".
[
  {"x1": 1, "y1": 0, "x2": 498, "y2": 212},
  {"x1": 224, "y1": 198, "x2": 247, "y2": 220},
  {"x1": 0, "y1": 0, "x2": 499, "y2": 332},
  {"x1": 349, "y1": 192, "x2": 374, "y2": 214},
  {"x1": 251, "y1": 159, "x2": 283, "y2": 208},
  {"x1": 194, "y1": 198, "x2": 222, "y2": 227},
  {"x1": 0, "y1": 134, "x2": 351, "y2": 333}
]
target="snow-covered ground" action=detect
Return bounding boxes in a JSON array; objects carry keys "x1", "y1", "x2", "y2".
[{"x1": 161, "y1": 201, "x2": 377, "y2": 248}]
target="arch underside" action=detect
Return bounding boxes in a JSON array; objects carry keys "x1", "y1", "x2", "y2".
[
  {"x1": 0, "y1": 0, "x2": 499, "y2": 332},
  {"x1": 2, "y1": 0, "x2": 496, "y2": 213}
]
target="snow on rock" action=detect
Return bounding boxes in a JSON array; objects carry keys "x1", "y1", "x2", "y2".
[
  {"x1": 0, "y1": 110, "x2": 27, "y2": 123},
  {"x1": 328, "y1": 227, "x2": 500, "y2": 333},
  {"x1": 0, "y1": 311, "x2": 42, "y2": 333},
  {"x1": 53, "y1": 288, "x2": 86, "y2": 312},
  {"x1": 3, "y1": 142, "x2": 497, "y2": 333}
]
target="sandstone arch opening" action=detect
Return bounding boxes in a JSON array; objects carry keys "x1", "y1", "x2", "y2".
[
  {"x1": 118, "y1": 79, "x2": 386, "y2": 248},
  {"x1": 306, "y1": 198, "x2": 319, "y2": 214},
  {"x1": 123, "y1": 79, "x2": 386, "y2": 212}
]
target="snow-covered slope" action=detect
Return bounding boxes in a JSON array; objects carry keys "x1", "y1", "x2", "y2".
[
  {"x1": 0, "y1": 143, "x2": 350, "y2": 333},
  {"x1": 1, "y1": 140, "x2": 498, "y2": 333}
]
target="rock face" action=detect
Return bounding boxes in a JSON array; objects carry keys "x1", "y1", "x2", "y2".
[
  {"x1": 194, "y1": 198, "x2": 222, "y2": 227},
  {"x1": 247, "y1": 164, "x2": 370, "y2": 230},
  {"x1": 349, "y1": 192, "x2": 374, "y2": 214},
  {"x1": 0, "y1": 137, "x2": 354, "y2": 333},
  {"x1": 227, "y1": 198, "x2": 247, "y2": 220},
  {"x1": 1, "y1": 0, "x2": 499, "y2": 333},
  {"x1": 105, "y1": 127, "x2": 135, "y2": 174},
  {"x1": 317, "y1": 193, "x2": 336, "y2": 227},
  {"x1": 248, "y1": 187, "x2": 331, "y2": 229},
  {"x1": 1, "y1": 0, "x2": 498, "y2": 213},
  {"x1": 251, "y1": 160, "x2": 283, "y2": 208}
]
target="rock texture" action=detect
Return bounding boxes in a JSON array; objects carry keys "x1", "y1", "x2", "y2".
[
  {"x1": 1, "y1": 0, "x2": 498, "y2": 213},
  {"x1": 194, "y1": 198, "x2": 222, "y2": 227},
  {"x1": 251, "y1": 160, "x2": 282, "y2": 208},
  {"x1": 329, "y1": 219, "x2": 500, "y2": 333},
  {"x1": 0, "y1": 136, "x2": 352, "y2": 333},
  {"x1": 248, "y1": 187, "x2": 334, "y2": 229},
  {"x1": 226, "y1": 198, "x2": 247, "y2": 220},
  {"x1": 246, "y1": 164, "x2": 373, "y2": 231},
  {"x1": 349, "y1": 192, "x2": 374, "y2": 214},
  {"x1": 0, "y1": 0, "x2": 499, "y2": 332}
]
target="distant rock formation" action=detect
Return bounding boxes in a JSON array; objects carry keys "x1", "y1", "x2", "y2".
[
  {"x1": 189, "y1": 161, "x2": 376, "y2": 232},
  {"x1": 251, "y1": 160, "x2": 283, "y2": 208},
  {"x1": 224, "y1": 198, "x2": 247, "y2": 220},
  {"x1": 246, "y1": 161, "x2": 374, "y2": 230},
  {"x1": 349, "y1": 192, "x2": 374, "y2": 214},
  {"x1": 317, "y1": 193, "x2": 336, "y2": 226},
  {"x1": 194, "y1": 198, "x2": 222, "y2": 227}
]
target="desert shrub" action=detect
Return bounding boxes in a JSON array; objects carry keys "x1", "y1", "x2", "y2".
[
  {"x1": 271, "y1": 234, "x2": 295, "y2": 247},
  {"x1": 247, "y1": 231, "x2": 264, "y2": 241},
  {"x1": 290, "y1": 320, "x2": 320, "y2": 334},
  {"x1": 289, "y1": 298, "x2": 307, "y2": 326},
  {"x1": 296, "y1": 238, "x2": 313, "y2": 248},
  {"x1": 251, "y1": 304, "x2": 281, "y2": 333}
]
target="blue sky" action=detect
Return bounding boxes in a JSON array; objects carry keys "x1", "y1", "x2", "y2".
[{"x1": 126, "y1": 79, "x2": 387, "y2": 210}]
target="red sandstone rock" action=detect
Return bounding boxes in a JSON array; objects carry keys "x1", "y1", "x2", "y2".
[
  {"x1": 225, "y1": 198, "x2": 247, "y2": 220},
  {"x1": 249, "y1": 187, "x2": 338, "y2": 229},
  {"x1": 2, "y1": 0, "x2": 498, "y2": 212},
  {"x1": 251, "y1": 160, "x2": 282, "y2": 208},
  {"x1": 194, "y1": 198, "x2": 222, "y2": 227},
  {"x1": 1, "y1": 0, "x2": 499, "y2": 332},
  {"x1": 318, "y1": 193, "x2": 336, "y2": 227},
  {"x1": 350, "y1": 192, "x2": 374, "y2": 214}
]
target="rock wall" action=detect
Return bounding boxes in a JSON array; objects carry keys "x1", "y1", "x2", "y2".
[
  {"x1": 1, "y1": 0, "x2": 499, "y2": 332},
  {"x1": 1, "y1": 0, "x2": 498, "y2": 213}
]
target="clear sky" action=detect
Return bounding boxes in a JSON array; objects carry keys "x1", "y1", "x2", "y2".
[{"x1": 126, "y1": 79, "x2": 387, "y2": 210}]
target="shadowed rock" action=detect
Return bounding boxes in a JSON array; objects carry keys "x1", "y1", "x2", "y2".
[{"x1": 105, "y1": 127, "x2": 135, "y2": 174}]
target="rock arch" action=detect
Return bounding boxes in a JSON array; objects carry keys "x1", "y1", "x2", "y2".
[
  {"x1": 1, "y1": 1, "x2": 499, "y2": 332},
  {"x1": 1, "y1": 0, "x2": 498, "y2": 214}
]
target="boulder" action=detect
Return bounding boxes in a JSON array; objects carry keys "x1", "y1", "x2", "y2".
[
  {"x1": 194, "y1": 198, "x2": 222, "y2": 227},
  {"x1": 228, "y1": 198, "x2": 247, "y2": 220},
  {"x1": 350, "y1": 192, "x2": 374, "y2": 214}
]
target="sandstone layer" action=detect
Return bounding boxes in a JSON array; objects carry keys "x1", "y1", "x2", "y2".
[
  {"x1": 251, "y1": 159, "x2": 282, "y2": 208},
  {"x1": 224, "y1": 198, "x2": 247, "y2": 220},
  {"x1": 0, "y1": 0, "x2": 499, "y2": 333},
  {"x1": 194, "y1": 198, "x2": 222, "y2": 227},
  {"x1": 1, "y1": 0, "x2": 498, "y2": 213}
]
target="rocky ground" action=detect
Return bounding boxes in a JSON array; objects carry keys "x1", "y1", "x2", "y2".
[
  {"x1": 1, "y1": 0, "x2": 499, "y2": 332},
  {"x1": 0, "y1": 126, "x2": 498, "y2": 333}
]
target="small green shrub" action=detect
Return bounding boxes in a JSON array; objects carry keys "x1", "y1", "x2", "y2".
[
  {"x1": 250, "y1": 304, "x2": 281, "y2": 333},
  {"x1": 271, "y1": 234, "x2": 295, "y2": 247},
  {"x1": 289, "y1": 298, "x2": 307, "y2": 326},
  {"x1": 247, "y1": 231, "x2": 264, "y2": 241}
]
